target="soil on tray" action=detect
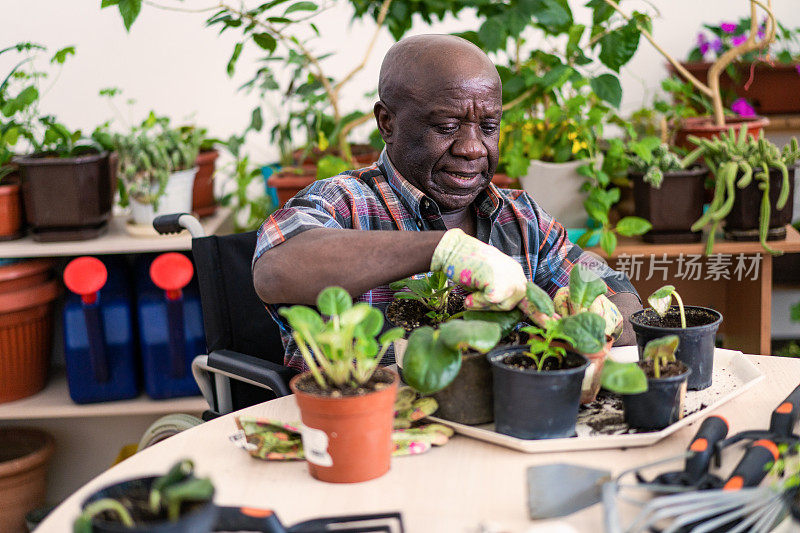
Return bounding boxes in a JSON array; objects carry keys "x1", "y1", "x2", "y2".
[
  {"x1": 295, "y1": 366, "x2": 395, "y2": 397},
  {"x1": 386, "y1": 293, "x2": 465, "y2": 331},
  {"x1": 96, "y1": 482, "x2": 208, "y2": 525},
  {"x1": 500, "y1": 351, "x2": 584, "y2": 371},
  {"x1": 634, "y1": 307, "x2": 718, "y2": 328},
  {"x1": 638, "y1": 359, "x2": 688, "y2": 379}
]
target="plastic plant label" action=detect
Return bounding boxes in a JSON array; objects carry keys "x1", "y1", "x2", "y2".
[
  {"x1": 299, "y1": 425, "x2": 333, "y2": 467},
  {"x1": 229, "y1": 429, "x2": 257, "y2": 452}
]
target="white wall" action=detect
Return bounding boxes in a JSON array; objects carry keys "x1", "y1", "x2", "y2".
[{"x1": 4, "y1": 1, "x2": 800, "y2": 167}]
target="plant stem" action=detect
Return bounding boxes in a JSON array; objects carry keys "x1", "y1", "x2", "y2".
[
  {"x1": 293, "y1": 333, "x2": 326, "y2": 389},
  {"x1": 673, "y1": 292, "x2": 686, "y2": 329}
]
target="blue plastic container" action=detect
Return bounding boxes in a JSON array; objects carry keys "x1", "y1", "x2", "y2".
[
  {"x1": 63, "y1": 256, "x2": 139, "y2": 404},
  {"x1": 134, "y1": 253, "x2": 204, "y2": 399}
]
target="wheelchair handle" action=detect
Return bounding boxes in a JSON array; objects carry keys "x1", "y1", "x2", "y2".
[{"x1": 153, "y1": 213, "x2": 206, "y2": 239}]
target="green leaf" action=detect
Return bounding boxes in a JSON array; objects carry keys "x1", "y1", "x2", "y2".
[
  {"x1": 598, "y1": 20, "x2": 640, "y2": 72},
  {"x1": 643, "y1": 335, "x2": 680, "y2": 363},
  {"x1": 278, "y1": 305, "x2": 324, "y2": 335},
  {"x1": 253, "y1": 33, "x2": 277, "y2": 53},
  {"x1": 478, "y1": 16, "x2": 506, "y2": 53},
  {"x1": 525, "y1": 282, "x2": 555, "y2": 316},
  {"x1": 358, "y1": 306, "x2": 384, "y2": 337},
  {"x1": 568, "y1": 266, "x2": 607, "y2": 311},
  {"x1": 51, "y1": 46, "x2": 75, "y2": 65},
  {"x1": 648, "y1": 285, "x2": 675, "y2": 317},
  {"x1": 101, "y1": 0, "x2": 120, "y2": 7},
  {"x1": 316, "y1": 286, "x2": 351, "y2": 316},
  {"x1": 249, "y1": 107, "x2": 263, "y2": 132},
  {"x1": 589, "y1": 73, "x2": 622, "y2": 107},
  {"x1": 600, "y1": 230, "x2": 617, "y2": 256},
  {"x1": 584, "y1": 195, "x2": 609, "y2": 225},
  {"x1": 316, "y1": 155, "x2": 349, "y2": 179},
  {"x1": 601, "y1": 359, "x2": 648, "y2": 394},
  {"x1": 791, "y1": 302, "x2": 800, "y2": 323},
  {"x1": 615, "y1": 216, "x2": 652, "y2": 237},
  {"x1": 557, "y1": 312, "x2": 606, "y2": 354},
  {"x1": 284, "y1": 1, "x2": 317, "y2": 15},
  {"x1": 576, "y1": 229, "x2": 599, "y2": 248},
  {"x1": 586, "y1": 0, "x2": 614, "y2": 25},
  {"x1": 339, "y1": 303, "x2": 372, "y2": 328},
  {"x1": 118, "y1": 0, "x2": 142, "y2": 31},
  {"x1": 532, "y1": 0, "x2": 574, "y2": 34},
  {"x1": 438, "y1": 320, "x2": 501, "y2": 353},
  {"x1": 402, "y1": 327, "x2": 462, "y2": 394},
  {"x1": 379, "y1": 327, "x2": 405, "y2": 345},
  {"x1": 462, "y1": 309, "x2": 523, "y2": 338},
  {"x1": 227, "y1": 42, "x2": 243, "y2": 77}
]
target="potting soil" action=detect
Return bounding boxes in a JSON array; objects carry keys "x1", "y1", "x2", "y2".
[{"x1": 386, "y1": 293, "x2": 465, "y2": 331}]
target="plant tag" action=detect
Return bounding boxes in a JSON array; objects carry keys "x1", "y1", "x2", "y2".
[
  {"x1": 299, "y1": 425, "x2": 332, "y2": 467},
  {"x1": 229, "y1": 429, "x2": 257, "y2": 451}
]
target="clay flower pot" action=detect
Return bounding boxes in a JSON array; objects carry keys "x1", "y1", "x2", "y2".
[
  {"x1": 192, "y1": 149, "x2": 219, "y2": 217},
  {"x1": 290, "y1": 368, "x2": 398, "y2": 483},
  {"x1": 0, "y1": 427, "x2": 55, "y2": 533},
  {"x1": 673, "y1": 116, "x2": 769, "y2": 151},
  {"x1": 0, "y1": 258, "x2": 53, "y2": 293},
  {"x1": 0, "y1": 176, "x2": 24, "y2": 240},
  {"x1": 266, "y1": 167, "x2": 317, "y2": 208}
]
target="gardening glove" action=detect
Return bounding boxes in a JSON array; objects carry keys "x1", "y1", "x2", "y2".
[
  {"x1": 431, "y1": 228, "x2": 527, "y2": 311},
  {"x1": 553, "y1": 287, "x2": 624, "y2": 341}
]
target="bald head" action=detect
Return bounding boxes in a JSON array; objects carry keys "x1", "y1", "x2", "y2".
[{"x1": 378, "y1": 34, "x2": 500, "y2": 110}]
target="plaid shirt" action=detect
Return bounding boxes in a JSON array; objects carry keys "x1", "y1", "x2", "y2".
[{"x1": 254, "y1": 150, "x2": 638, "y2": 371}]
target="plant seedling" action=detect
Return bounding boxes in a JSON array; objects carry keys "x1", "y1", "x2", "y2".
[
  {"x1": 390, "y1": 271, "x2": 457, "y2": 325},
  {"x1": 648, "y1": 285, "x2": 686, "y2": 329},
  {"x1": 521, "y1": 312, "x2": 607, "y2": 371},
  {"x1": 280, "y1": 286, "x2": 405, "y2": 390},
  {"x1": 644, "y1": 335, "x2": 681, "y2": 379},
  {"x1": 600, "y1": 359, "x2": 648, "y2": 395}
]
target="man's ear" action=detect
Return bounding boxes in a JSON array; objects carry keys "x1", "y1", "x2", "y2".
[{"x1": 374, "y1": 101, "x2": 394, "y2": 145}]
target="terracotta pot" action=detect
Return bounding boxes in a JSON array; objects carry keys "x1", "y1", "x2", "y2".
[
  {"x1": 0, "y1": 259, "x2": 53, "y2": 293},
  {"x1": 267, "y1": 167, "x2": 317, "y2": 207},
  {"x1": 290, "y1": 368, "x2": 398, "y2": 483},
  {"x1": 0, "y1": 177, "x2": 23, "y2": 241},
  {"x1": 673, "y1": 116, "x2": 770, "y2": 151},
  {"x1": 0, "y1": 427, "x2": 55, "y2": 533},
  {"x1": 670, "y1": 61, "x2": 800, "y2": 115},
  {"x1": 193, "y1": 149, "x2": 219, "y2": 217},
  {"x1": 292, "y1": 143, "x2": 379, "y2": 168},
  {"x1": 16, "y1": 152, "x2": 114, "y2": 242},
  {"x1": 0, "y1": 280, "x2": 60, "y2": 403}
]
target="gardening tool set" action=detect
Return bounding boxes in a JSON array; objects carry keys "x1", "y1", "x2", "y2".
[{"x1": 528, "y1": 383, "x2": 800, "y2": 532}]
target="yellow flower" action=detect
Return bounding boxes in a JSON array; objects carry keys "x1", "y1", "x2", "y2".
[
  {"x1": 572, "y1": 140, "x2": 582, "y2": 154},
  {"x1": 567, "y1": 132, "x2": 577, "y2": 140},
  {"x1": 536, "y1": 122, "x2": 545, "y2": 132}
]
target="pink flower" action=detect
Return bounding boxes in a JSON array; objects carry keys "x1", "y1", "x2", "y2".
[
  {"x1": 731, "y1": 98, "x2": 756, "y2": 117},
  {"x1": 732, "y1": 35, "x2": 747, "y2": 47},
  {"x1": 721, "y1": 22, "x2": 737, "y2": 34},
  {"x1": 459, "y1": 269, "x2": 472, "y2": 285},
  {"x1": 408, "y1": 441, "x2": 427, "y2": 454},
  {"x1": 795, "y1": 64, "x2": 800, "y2": 76}
]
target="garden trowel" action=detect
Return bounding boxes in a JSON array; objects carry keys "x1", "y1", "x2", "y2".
[{"x1": 527, "y1": 463, "x2": 611, "y2": 519}]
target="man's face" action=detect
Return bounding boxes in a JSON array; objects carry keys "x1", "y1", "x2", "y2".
[{"x1": 384, "y1": 72, "x2": 501, "y2": 212}]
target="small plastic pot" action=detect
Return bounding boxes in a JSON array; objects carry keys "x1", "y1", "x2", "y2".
[
  {"x1": 488, "y1": 346, "x2": 588, "y2": 440},
  {"x1": 623, "y1": 362, "x2": 691, "y2": 431},
  {"x1": 431, "y1": 350, "x2": 493, "y2": 425},
  {"x1": 630, "y1": 306, "x2": 722, "y2": 391}
]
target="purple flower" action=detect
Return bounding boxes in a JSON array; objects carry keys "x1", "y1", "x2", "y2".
[
  {"x1": 758, "y1": 30, "x2": 765, "y2": 40},
  {"x1": 732, "y1": 35, "x2": 747, "y2": 46},
  {"x1": 732, "y1": 98, "x2": 756, "y2": 117},
  {"x1": 795, "y1": 64, "x2": 800, "y2": 76},
  {"x1": 711, "y1": 38, "x2": 723, "y2": 53},
  {"x1": 721, "y1": 22, "x2": 737, "y2": 34},
  {"x1": 697, "y1": 33, "x2": 709, "y2": 56}
]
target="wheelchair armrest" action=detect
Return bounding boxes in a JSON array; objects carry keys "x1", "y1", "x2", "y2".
[{"x1": 207, "y1": 349, "x2": 297, "y2": 397}]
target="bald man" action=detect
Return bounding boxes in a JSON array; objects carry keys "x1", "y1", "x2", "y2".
[{"x1": 253, "y1": 34, "x2": 641, "y2": 371}]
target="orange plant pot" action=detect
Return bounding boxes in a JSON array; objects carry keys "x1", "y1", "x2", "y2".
[
  {"x1": 291, "y1": 369, "x2": 398, "y2": 483},
  {"x1": 192, "y1": 149, "x2": 219, "y2": 217},
  {"x1": 673, "y1": 115, "x2": 770, "y2": 151},
  {"x1": 0, "y1": 181, "x2": 23, "y2": 240},
  {"x1": 0, "y1": 280, "x2": 59, "y2": 404},
  {"x1": 0, "y1": 427, "x2": 55, "y2": 533},
  {"x1": 0, "y1": 259, "x2": 53, "y2": 294},
  {"x1": 267, "y1": 169, "x2": 317, "y2": 208}
]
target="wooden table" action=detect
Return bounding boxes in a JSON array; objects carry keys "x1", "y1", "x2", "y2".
[
  {"x1": 35, "y1": 354, "x2": 800, "y2": 533},
  {"x1": 589, "y1": 225, "x2": 800, "y2": 355}
]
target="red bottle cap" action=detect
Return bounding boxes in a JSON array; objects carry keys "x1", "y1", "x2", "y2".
[
  {"x1": 150, "y1": 253, "x2": 194, "y2": 300},
  {"x1": 64, "y1": 257, "x2": 108, "y2": 305}
]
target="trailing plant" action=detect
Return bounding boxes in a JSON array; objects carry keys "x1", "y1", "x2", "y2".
[
  {"x1": 72, "y1": 459, "x2": 213, "y2": 532},
  {"x1": 686, "y1": 124, "x2": 800, "y2": 254},
  {"x1": 648, "y1": 285, "x2": 687, "y2": 329},
  {"x1": 643, "y1": 334, "x2": 681, "y2": 379},
  {"x1": 279, "y1": 286, "x2": 405, "y2": 390},
  {"x1": 389, "y1": 271, "x2": 458, "y2": 326}
]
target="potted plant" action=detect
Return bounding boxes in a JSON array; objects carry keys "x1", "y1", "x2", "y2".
[
  {"x1": 184, "y1": 126, "x2": 220, "y2": 218},
  {"x1": 0, "y1": 142, "x2": 22, "y2": 240},
  {"x1": 627, "y1": 138, "x2": 710, "y2": 243},
  {"x1": 73, "y1": 459, "x2": 216, "y2": 532},
  {"x1": 278, "y1": 286, "x2": 405, "y2": 483},
  {"x1": 113, "y1": 117, "x2": 202, "y2": 228},
  {"x1": 677, "y1": 16, "x2": 800, "y2": 115},
  {"x1": 620, "y1": 335, "x2": 692, "y2": 431},
  {"x1": 630, "y1": 285, "x2": 722, "y2": 391},
  {"x1": 686, "y1": 125, "x2": 799, "y2": 254},
  {"x1": 387, "y1": 271, "x2": 463, "y2": 334}
]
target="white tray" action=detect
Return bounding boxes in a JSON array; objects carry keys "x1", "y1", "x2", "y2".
[{"x1": 430, "y1": 348, "x2": 764, "y2": 453}]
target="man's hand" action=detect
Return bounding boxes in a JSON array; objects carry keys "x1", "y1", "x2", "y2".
[{"x1": 431, "y1": 228, "x2": 527, "y2": 311}]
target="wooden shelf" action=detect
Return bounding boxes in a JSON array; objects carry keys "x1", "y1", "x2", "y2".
[
  {"x1": 0, "y1": 208, "x2": 233, "y2": 259},
  {"x1": 588, "y1": 224, "x2": 800, "y2": 258},
  {"x1": 0, "y1": 369, "x2": 207, "y2": 420}
]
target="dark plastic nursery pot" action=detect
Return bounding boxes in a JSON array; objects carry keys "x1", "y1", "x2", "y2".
[
  {"x1": 629, "y1": 306, "x2": 722, "y2": 391},
  {"x1": 488, "y1": 346, "x2": 588, "y2": 440},
  {"x1": 432, "y1": 350, "x2": 493, "y2": 425},
  {"x1": 622, "y1": 361, "x2": 691, "y2": 431},
  {"x1": 725, "y1": 166, "x2": 795, "y2": 241}
]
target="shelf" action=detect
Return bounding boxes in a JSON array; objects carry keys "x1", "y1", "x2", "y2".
[
  {"x1": 588, "y1": 225, "x2": 800, "y2": 258},
  {"x1": 0, "y1": 208, "x2": 233, "y2": 259},
  {"x1": 0, "y1": 369, "x2": 207, "y2": 420}
]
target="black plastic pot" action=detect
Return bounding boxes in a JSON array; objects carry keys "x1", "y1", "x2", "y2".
[
  {"x1": 488, "y1": 346, "x2": 588, "y2": 440},
  {"x1": 725, "y1": 166, "x2": 795, "y2": 241},
  {"x1": 630, "y1": 306, "x2": 722, "y2": 391},
  {"x1": 431, "y1": 351, "x2": 493, "y2": 425},
  {"x1": 631, "y1": 167, "x2": 708, "y2": 244},
  {"x1": 622, "y1": 361, "x2": 691, "y2": 431},
  {"x1": 16, "y1": 152, "x2": 114, "y2": 242}
]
